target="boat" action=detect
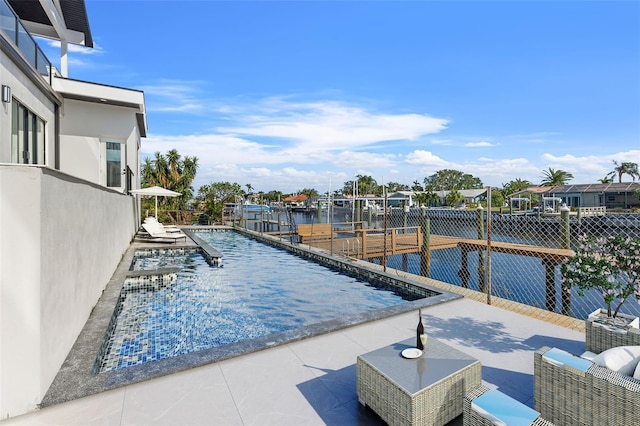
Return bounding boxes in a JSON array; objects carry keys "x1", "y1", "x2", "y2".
[{"x1": 234, "y1": 202, "x2": 271, "y2": 216}]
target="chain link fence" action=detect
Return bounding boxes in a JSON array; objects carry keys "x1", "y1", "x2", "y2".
[{"x1": 234, "y1": 204, "x2": 640, "y2": 321}]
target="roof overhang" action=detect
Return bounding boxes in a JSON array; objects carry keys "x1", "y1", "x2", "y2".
[
  {"x1": 52, "y1": 76, "x2": 147, "y2": 137},
  {"x1": 8, "y1": 0, "x2": 93, "y2": 47}
]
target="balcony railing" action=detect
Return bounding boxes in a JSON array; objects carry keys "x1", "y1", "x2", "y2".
[{"x1": 0, "y1": 0, "x2": 52, "y2": 84}]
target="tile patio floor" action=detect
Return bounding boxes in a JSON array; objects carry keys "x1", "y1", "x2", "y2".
[
  {"x1": 2, "y1": 229, "x2": 587, "y2": 425},
  {"x1": 2, "y1": 296, "x2": 585, "y2": 426}
]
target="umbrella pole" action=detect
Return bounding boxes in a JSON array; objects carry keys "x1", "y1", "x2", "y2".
[{"x1": 155, "y1": 196, "x2": 158, "y2": 220}]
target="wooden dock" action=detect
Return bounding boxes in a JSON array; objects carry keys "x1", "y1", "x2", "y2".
[
  {"x1": 297, "y1": 227, "x2": 575, "y2": 314},
  {"x1": 297, "y1": 229, "x2": 573, "y2": 261},
  {"x1": 303, "y1": 227, "x2": 423, "y2": 258}
]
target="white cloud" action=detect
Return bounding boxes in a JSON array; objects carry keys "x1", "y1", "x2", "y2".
[
  {"x1": 216, "y1": 98, "x2": 449, "y2": 154},
  {"x1": 143, "y1": 97, "x2": 452, "y2": 191},
  {"x1": 332, "y1": 151, "x2": 398, "y2": 169},
  {"x1": 141, "y1": 93, "x2": 638, "y2": 193},
  {"x1": 541, "y1": 150, "x2": 640, "y2": 183},
  {"x1": 465, "y1": 141, "x2": 496, "y2": 147},
  {"x1": 404, "y1": 150, "x2": 450, "y2": 167},
  {"x1": 464, "y1": 158, "x2": 540, "y2": 186},
  {"x1": 139, "y1": 80, "x2": 207, "y2": 113}
]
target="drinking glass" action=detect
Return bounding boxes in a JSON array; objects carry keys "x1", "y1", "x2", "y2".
[{"x1": 420, "y1": 334, "x2": 427, "y2": 347}]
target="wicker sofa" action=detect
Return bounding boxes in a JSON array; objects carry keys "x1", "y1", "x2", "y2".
[{"x1": 534, "y1": 346, "x2": 640, "y2": 426}]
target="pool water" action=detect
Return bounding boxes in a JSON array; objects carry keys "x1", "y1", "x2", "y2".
[{"x1": 96, "y1": 231, "x2": 422, "y2": 373}]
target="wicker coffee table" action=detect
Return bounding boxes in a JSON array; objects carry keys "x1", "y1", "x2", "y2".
[{"x1": 357, "y1": 337, "x2": 481, "y2": 426}]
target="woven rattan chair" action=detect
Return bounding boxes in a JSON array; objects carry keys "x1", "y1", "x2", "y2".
[
  {"x1": 534, "y1": 346, "x2": 640, "y2": 426},
  {"x1": 585, "y1": 320, "x2": 640, "y2": 354}
]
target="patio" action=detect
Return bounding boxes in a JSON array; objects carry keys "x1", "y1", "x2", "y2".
[{"x1": 1, "y1": 296, "x2": 585, "y2": 425}]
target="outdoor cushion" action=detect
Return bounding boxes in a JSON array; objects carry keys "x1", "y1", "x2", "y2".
[
  {"x1": 634, "y1": 359, "x2": 640, "y2": 380},
  {"x1": 592, "y1": 345, "x2": 640, "y2": 376},
  {"x1": 580, "y1": 350, "x2": 597, "y2": 361},
  {"x1": 541, "y1": 347, "x2": 591, "y2": 372},
  {"x1": 471, "y1": 388, "x2": 541, "y2": 426}
]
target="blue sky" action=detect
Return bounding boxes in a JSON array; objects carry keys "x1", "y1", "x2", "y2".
[{"x1": 41, "y1": 1, "x2": 639, "y2": 194}]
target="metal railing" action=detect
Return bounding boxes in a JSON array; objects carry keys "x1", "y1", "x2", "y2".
[{"x1": 0, "y1": 0, "x2": 53, "y2": 84}]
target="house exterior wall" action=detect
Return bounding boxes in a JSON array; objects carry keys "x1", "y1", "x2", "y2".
[
  {"x1": 0, "y1": 166, "x2": 137, "y2": 419},
  {"x1": 543, "y1": 184, "x2": 640, "y2": 210},
  {"x1": 0, "y1": 49, "x2": 57, "y2": 166},
  {"x1": 581, "y1": 193, "x2": 601, "y2": 207},
  {"x1": 556, "y1": 192, "x2": 602, "y2": 208},
  {"x1": 552, "y1": 191, "x2": 639, "y2": 209},
  {"x1": 1, "y1": 4, "x2": 146, "y2": 420},
  {"x1": 58, "y1": 99, "x2": 141, "y2": 191},
  {"x1": 604, "y1": 192, "x2": 640, "y2": 209}
]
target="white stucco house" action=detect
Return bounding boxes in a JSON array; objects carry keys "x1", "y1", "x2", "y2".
[{"x1": 1, "y1": 0, "x2": 146, "y2": 419}]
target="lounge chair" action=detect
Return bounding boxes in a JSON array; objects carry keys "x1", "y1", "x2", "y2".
[
  {"x1": 143, "y1": 217, "x2": 181, "y2": 233},
  {"x1": 140, "y1": 222, "x2": 187, "y2": 243}
]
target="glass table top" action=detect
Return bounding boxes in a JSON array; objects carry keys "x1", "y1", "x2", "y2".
[{"x1": 358, "y1": 337, "x2": 479, "y2": 394}]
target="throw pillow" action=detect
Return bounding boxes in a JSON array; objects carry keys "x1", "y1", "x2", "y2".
[
  {"x1": 634, "y1": 359, "x2": 640, "y2": 380},
  {"x1": 593, "y1": 346, "x2": 640, "y2": 376}
]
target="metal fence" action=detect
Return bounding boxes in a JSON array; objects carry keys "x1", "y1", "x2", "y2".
[{"x1": 235, "y1": 205, "x2": 640, "y2": 321}]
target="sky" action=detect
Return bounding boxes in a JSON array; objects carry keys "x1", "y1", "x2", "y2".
[{"x1": 40, "y1": 0, "x2": 639, "y2": 194}]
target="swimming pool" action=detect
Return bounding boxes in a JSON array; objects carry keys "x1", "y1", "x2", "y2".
[
  {"x1": 95, "y1": 230, "x2": 430, "y2": 373},
  {"x1": 41, "y1": 227, "x2": 456, "y2": 408}
]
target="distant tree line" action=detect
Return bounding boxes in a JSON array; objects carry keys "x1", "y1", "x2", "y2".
[{"x1": 141, "y1": 150, "x2": 639, "y2": 221}]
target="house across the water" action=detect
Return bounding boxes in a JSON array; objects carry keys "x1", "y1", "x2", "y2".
[{"x1": 509, "y1": 183, "x2": 640, "y2": 211}]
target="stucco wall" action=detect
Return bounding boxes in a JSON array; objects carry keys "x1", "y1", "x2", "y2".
[
  {"x1": 0, "y1": 165, "x2": 137, "y2": 419},
  {"x1": 58, "y1": 100, "x2": 141, "y2": 189}
]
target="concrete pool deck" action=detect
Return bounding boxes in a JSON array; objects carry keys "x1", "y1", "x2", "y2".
[{"x1": 1, "y1": 230, "x2": 586, "y2": 425}]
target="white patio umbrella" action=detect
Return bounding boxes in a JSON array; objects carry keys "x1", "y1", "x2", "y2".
[{"x1": 130, "y1": 186, "x2": 181, "y2": 219}]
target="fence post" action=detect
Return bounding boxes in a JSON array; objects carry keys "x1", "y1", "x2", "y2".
[
  {"x1": 402, "y1": 205, "x2": 409, "y2": 271},
  {"x1": 355, "y1": 200, "x2": 362, "y2": 223},
  {"x1": 277, "y1": 211, "x2": 281, "y2": 233},
  {"x1": 486, "y1": 187, "x2": 493, "y2": 305},
  {"x1": 476, "y1": 205, "x2": 486, "y2": 293},
  {"x1": 560, "y1": 204, "x2": 570, "y2": 250},
  {"x1": 420, "y1": 218, "x2": 431, "y2": 277},
  {"x1": 560, "y1": 204, "x2": 572, "y2": 315}
]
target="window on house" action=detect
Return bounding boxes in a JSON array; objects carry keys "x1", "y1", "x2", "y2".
[
  {"x1": 106, "y1": 142, "x2": 122, "y2": 188},
  {"x1": 10, "y1": 99, "x2": 45, "y2": 165}
]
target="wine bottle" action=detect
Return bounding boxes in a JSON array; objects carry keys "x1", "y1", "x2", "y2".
[{"x1": 416, "y1": 309, "x2": 424, "y2": 350}]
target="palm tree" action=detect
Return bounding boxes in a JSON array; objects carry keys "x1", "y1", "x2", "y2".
[
  {"x1": 540, "y1": 168, "x2": 573, "y2": 186},
  {"x1": 298, "y1": 188, "x2": 319, "y2": 201},
  {"x1": 141, "y1": 150, "x2": 199, "y2": 217},
  {"x1": 152, "y1": 152, "x2": 170, "y2": 188},
  {"x1": 501, "y1": 178, "x2": 533, "y2": 197},
  {"x1": 411, "y1": 180, "x2": 424, "y2": 191},
  {"x1": 166, "y1": 149, "x2": 181, "y2": 184},
  {"x1": 356, "y1": 175, "x2": 378, "y2": 195},
  {"x1": 608, "y1": 161, "x2": 640, "y2": 183},
  {"x1": 598, "y1": 176, "x2": 614, "y2": 184},
  {"x1": 445, "y1": 189, "x2": 464, "y2": 207}
]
